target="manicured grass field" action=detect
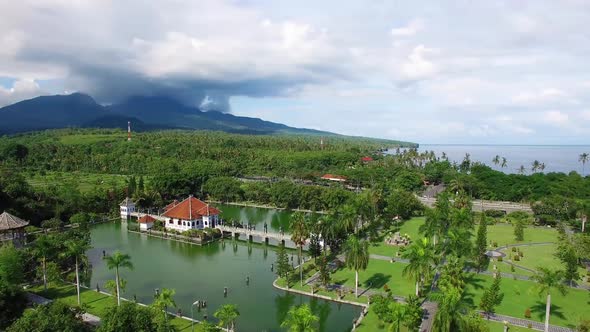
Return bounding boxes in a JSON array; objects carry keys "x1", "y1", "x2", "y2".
[
  {"x1": 464, "y1": 274, "x2": 589, "y2": 328},
  {"x1": 500, "y1": 244, "x2": 560, "y2": 271},
  {"x1": 486, "y1": 224, "x2": 558, "y2": 247},
  {"x1": 330, "y1": 260, "x2": 416, "y2": 298},
  {"x1": 486, "y1": 320, "x2": 534, "y2": 331},
  {"x1": 369, "y1": 217, "x2": 425, "y2": 257},
  {"x1": 29, "y1": 283, "x2": 202, "y2": 331}
]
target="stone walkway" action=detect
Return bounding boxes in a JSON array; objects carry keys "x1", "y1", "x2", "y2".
[
  {"x1": 482, "y1": 312, "x2": 574, "y2": 332},
  {"x1": 26, "y1": 292, "x2": 101, "y2": 327},
  {"x1": 419, "y1": 301, "x2": 438, "y2": 332}
]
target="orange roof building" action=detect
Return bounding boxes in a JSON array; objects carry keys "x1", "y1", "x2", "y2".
[
  {"x1": 321, "y1": 174, "x2": 347, "y2": 182},
  {"x1": 162, "y1": 196, "x2": 220, "y2": 231},
  {"x1": 137, "y1": 214, "x2": 156, "y2": 231}
]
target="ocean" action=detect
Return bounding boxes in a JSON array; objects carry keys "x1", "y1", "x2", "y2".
[{"x1": 415, "y1": 145, "x2": 590, "y2": 175}]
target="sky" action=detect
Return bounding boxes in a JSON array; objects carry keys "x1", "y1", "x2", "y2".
[{"x1": 1, "y1": 0, "x2": 589, "y2": 144}]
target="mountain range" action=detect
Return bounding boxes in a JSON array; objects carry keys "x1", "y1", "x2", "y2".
[{"x1": 0, "y1": 93, "x2": 333, "y2": 136}]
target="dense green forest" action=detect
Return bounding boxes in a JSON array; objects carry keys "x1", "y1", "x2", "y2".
[{"x1": 0, "y1": 129, "x2": 589, "y2": 226}]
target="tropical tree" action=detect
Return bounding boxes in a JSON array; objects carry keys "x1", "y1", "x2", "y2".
[
  {"x1": 33, "y1": 235, "x2": 54, "y2": 291},
  {"x1": 479, "y1": 273, "x2": 504, "y2": 317},
  {"x1": 501, "y1": 157, "x2": 507, "y2": 169},
  {"x1": 389, "y1": 301, "x2": 407, "y2": 332},
  {"x1": 60, "y1": 239, "x2": 91, "y2": 305},
  {"x1": 276, "y1": 242, "x2": 292, "y2": 288},
  {"x1": 518, "y1": 165, "x2": 526, "y2": 174},
  {"x1": 344, "y1": 236, "x2": 369, "y2": 297},
  {"x1": 474, "y1": 213, "x2": 488, "y2": 271},
  {"x1": 531, "y1": 267, "x2": 568, "y2": 332},
  {"x1": 214, "y1": 304, "x2": 240, "y2": 332},
  {"x1": 492, "y1": 155, "x2": 500, "y2": 168},
  {"x1": 401, "y1": 237, "x2": 437, "y2": 296},
  {"x1": 539, "y1": 163, "x2": 546, "y2": 173},
  {"x1": 152, "y1": 288, "x2": 177, "y2": 331},
  {"x1": 580, "y1": 153, "x2": 589, "y2": 176},
  {"x1": 432, "y1": 286, "x2": 470, "y2": 332},
  {"x1": 532, "y1": 160, "x2": 541, "y2": 173},
  {"x1": 290, "y1": 212, "x2": 310, "y2": 286},
  {"x1": 104, "y1": 251, "x2": 133, "y2": 306},
  {"x1": 280, "y1": 304, "x2": 318, "y2": 332}
]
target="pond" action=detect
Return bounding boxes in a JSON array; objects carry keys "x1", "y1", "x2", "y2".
[
  {"x1": 87, "y1": 221, "x2": 361, "y2": 332},
  {"x1": 216, "y1": 203, "x2": 297, "y2": 232}
]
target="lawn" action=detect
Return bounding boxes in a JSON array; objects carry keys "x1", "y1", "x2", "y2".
[
  {"x1": 370, "y1": 217, "x2": 425, "y2": 257},
  {"x1": 486, "y1": 320, "x2": 535, "y2": 331},
  {"x1": 29, "y1": 282, "x2": 203, "y2": 331},
  {"x1": 330, "y1": 260, "x2": 416, "y2": 298},
  {"x1": 486, "y1": 224, "x2": 558, "y2": 247},
  {"x1": 464, "y1": 273, "x2": 590, "y2": 328}
]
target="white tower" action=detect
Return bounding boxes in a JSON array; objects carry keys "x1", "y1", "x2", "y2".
[
  {"x1": 120, "y1": 197, "x2": 135, "y2": 220},
  {"x1": 127, "y1": 121, "x2": 131, "y2": 141}
]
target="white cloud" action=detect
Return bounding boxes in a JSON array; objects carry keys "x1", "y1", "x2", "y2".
[
  {"x1": 542, "y1": 110, "x2": 569, "y2": 126},
  {"x1": 399, "y1": 45, "x2": 439, "y2": 80},
  {"x1": 391, "y1": 19, "x2": 424, "y2": 37},
  {"x1": 0, "y1": 79, "x2": 44, "y2": 107}
]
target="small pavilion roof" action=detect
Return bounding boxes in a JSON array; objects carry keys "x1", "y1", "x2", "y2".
[
  {"x1": 0, "y1": 212, "x2": 29, "y2": 231},
  {"x1": 138, "y1": 215, "x2": 157, "y2": 223}
]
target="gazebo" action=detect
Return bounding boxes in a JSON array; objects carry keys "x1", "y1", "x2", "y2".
[{"x1": 0, "y1": 211, "x2": 29, "y2": 244}]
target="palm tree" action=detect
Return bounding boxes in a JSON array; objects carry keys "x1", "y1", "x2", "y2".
[
  {"x1": 290, "y1": 212, "x2": 310, "y2": 286},
  {"x1": 401, "y1": 237, "x2": 437, "y2": 296},
  {"x1": 389, "y1": 301, "x2": 407, "y2": 332},
  {"x1": 103, "y1": 250, "x2": 133, "y2": 306},
  {"x1": 33, "y1": 235, "x2": 54, "y2": 291},
  {"x1": 501, "y1": 157, "x2": 507, "y2": 169},
  {"x1": 281, "y1": 304, "x2": 318, "y2": 332},
  {"x1": 532, "y1": 160, "x2": 541, "y2": 173},
  {"x1": 531, "y1": 267, "x2": 567, "y2": 332},
  {"x1": 518, "y1": 165, "x2": 526, "y2": 174},
  {"x1": 432, "y1": 286, "x2": 470, "y2": 332},
  {"x1": 153, "y1": 288, "x2": 177, "y2": 330},
  {"x1": 492, "y1": 155, "x2": 500, "y2": 168},
  {"x1": 539, "y1": 162, "x2": 546, "y2": 173},
  {"x1": 344, "y1": 236, "x2": 369, "y2": 297},
  {"x1": 580, "y1": 153, "x2": 589, "y2": 176},
  {"x1": 60, "y1": 239, "x2": 91, "y2": 305},
  {"x1": 214, "y1": 304, "x2": 240, "y2": 332}
]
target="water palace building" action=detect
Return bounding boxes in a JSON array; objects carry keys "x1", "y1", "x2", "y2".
[{"x1": 162, "y1": 196, "x2": 220, "y2": 232}]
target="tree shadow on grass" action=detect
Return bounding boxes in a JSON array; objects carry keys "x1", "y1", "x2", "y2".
[
  {"x1": 463, "y1": 274, "x2": 486, "y2": 307},
  {"x1": 332, "y1": 277, "x2": 349, "y2": 285},
  {"x1": 363, "y1": 273, "x2": 391, "y2": 289},
  {"x1": 530, "y1": 301, "x2": 566, "y2": 322}
]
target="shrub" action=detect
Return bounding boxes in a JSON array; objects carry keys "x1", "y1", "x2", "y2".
[
  {"x1": 513, "y1": 256, "x2": 520, "y2": 261},
  {"x1": 511, "y1": 265, "x2": 515, "y2": 272},
  {"x1": 383, "y1": 284, "x2": 390, "y2": 292},
  {"x1": 485, "y1": 209, "x2": 506, "y2": 218},
  {"x1": 497, "y1": 256, "x2": 503, "y2": 262},
  {"x1": 492, "y1": 241, "x2": 498, "y2": 247},
  {"x1": 512, "y1": 247, "x2": 517, "y2": 252},
  {"x1": 524, "y1": 308, "x2": 531, "y2": 318}
]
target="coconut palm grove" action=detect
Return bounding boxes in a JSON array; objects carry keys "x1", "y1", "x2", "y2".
[{"x1": 0, "y1": 129, "x2": 588, "y2": 332}]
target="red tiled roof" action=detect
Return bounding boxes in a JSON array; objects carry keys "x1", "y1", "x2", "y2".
[
  {"x1": 361, "y1": 156, "x2": 374, "y2": 162},
  {"x1": 321, "y1": 174, "x2": 347, "y2": 180},
  {"x1": 163, "y1": 196, "x2": 220, "y2": 220},
  {"x1": 164, "y1": 200, "x2": 179, "y2": 212},
  {"x1": 138, "y1": 215, "x2": 157, "y2": 223}
]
